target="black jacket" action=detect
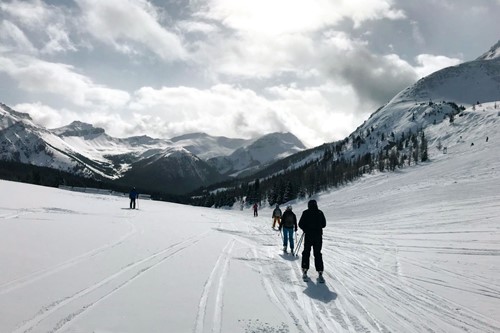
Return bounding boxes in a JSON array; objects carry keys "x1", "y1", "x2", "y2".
[
  {"x1": 280, "y1": 210, "x2": 297, "y2": 230},
  {"x1": 298, "y1": 208, "x2": 326, "y2": 235}
]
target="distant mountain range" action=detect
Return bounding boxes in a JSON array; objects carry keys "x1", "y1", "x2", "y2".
[{"x1": 0, "y1": 106, "x2": 305, "y2": 194}]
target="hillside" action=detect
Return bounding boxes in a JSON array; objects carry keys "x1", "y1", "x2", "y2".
[{"x1": 193, "y1": 41, "x2": 500, "y2": 206}]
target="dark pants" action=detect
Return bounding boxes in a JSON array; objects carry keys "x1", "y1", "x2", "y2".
[
  {"x1": 301, "y1": 233, "x2": 323, "y2": 272},
  {"x1": 130, "y1": 198, "x2": 136, "y2": 209}
]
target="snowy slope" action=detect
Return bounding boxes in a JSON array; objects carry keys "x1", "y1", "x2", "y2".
[
  {"x1": 391, "y1": 47, "x2": 500, "y2": 106},
  {"x1": 0, "y1": 101, "x2": 499, "y2": 332},
  {"x1": 271, "y1": 42, "x2": 500, "y2": 179}
]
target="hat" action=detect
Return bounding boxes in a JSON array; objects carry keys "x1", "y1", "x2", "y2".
[{"x1": 308, "y1": 199, "x2": 318, "y2": 209}]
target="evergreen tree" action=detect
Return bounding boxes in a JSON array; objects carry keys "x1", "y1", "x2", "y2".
[{"x1": 420, "y1": 131, "x2": 428, "y2": 162}]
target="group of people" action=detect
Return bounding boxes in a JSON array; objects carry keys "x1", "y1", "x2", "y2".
[{"x1": 269, "y1": 200, "x2": 326, "y2": 282}]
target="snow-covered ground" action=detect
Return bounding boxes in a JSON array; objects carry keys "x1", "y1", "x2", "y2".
[{"x1": 1, "y1": 109, "x2": 500, "y2": 332}]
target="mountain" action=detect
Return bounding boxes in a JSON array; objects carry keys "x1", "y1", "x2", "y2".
[
  {"x1": 170, "y1": 132, "x2": 250, "y2": 159},
  {"x1": 193, "y1": 41, "x2": 500, "y2": 206},
  {"x1": 0, "y1": 104, "x2": 306, "y2": 195},
  {"x1": 119, "y1": 147, "x2": 225, "y2": 195},
  {"x1": 392, "y1": 41, "x2": 500, "y2": 106},
  {"x1": 476, "y1": 40, "x2": 500, "y2": 60},
  {"x1": 208, "y1": 132, "x2": 306, "y2": 177}
]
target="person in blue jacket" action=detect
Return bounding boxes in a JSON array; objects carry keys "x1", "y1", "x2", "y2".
[
  {"x1": 129, "y1": 187, "x2": 138, "y2": 209},
  {"x1": 279, "y1": 205, "x2": 297, "y2": 253}
]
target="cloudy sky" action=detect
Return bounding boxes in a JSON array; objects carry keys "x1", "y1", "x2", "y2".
[{"x1": 0, "y1": 0, "x2": 498, "y2": 147}]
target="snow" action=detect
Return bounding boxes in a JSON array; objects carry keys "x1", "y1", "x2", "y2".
[{"x1": 1, "y1": 105, "x2": 499, "y2": 332}]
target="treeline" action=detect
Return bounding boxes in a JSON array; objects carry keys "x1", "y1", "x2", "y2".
[
  {"x1": 189, "y1": 128, "x2": 429, "y2": 208},
  {"x1": 0, "y1": 160, "x2": 189, "y2": 204}
]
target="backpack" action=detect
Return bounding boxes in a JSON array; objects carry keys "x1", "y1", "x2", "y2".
[{"x1": 282, "y1": 212, "x2": 295, "y2": 228}]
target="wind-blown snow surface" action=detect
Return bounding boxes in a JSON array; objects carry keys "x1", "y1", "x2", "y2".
[{"x1": 1, "y1": 112, "x2": 500, "y2": 332}]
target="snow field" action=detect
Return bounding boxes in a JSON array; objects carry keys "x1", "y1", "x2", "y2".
[{"x1": 0, "y1": 105, "x2": 499, "y2": 332}]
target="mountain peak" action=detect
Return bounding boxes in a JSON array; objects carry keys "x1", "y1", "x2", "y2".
[
  {"x1": 53, "y1": 121, "x2": 105, "y2": 137},
  {"x1": 0, "y1": 103, "x2": 33, "y2": 121},
  {"x1": 170, "y1": 132, "x2": 209, "y2": 142},
  {"x1": 476, "y1": 40, "x2": 500, "y2": 61}
]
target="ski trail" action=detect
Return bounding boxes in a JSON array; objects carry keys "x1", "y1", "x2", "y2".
[
  {"x1": 0, "y1": 219, "x2": 137, "y2": 295},
  {"x1": 252, "y1": 248, "x2": 307, "y2": 333},
  {"x1": 212, "y1": 240, "x2": 235, "y2": 333},
  {"x1": 194, "y1": 239, "x2": 235, "y2": 333},
  {"x1": 324, "y1": 236, "x2": 500, "y2": 332},
  {"x1": 288, "y1": 260, "x2": 344, "y2": 333},
  {"x1": 0, "y1": 208, "x2": 38, "y2": 220},
  {"x1": 12, "y1": 231, "x2": 210, "y2": 333}
]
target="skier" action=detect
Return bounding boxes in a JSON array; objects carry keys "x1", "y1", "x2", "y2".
[
  {"x1": 279, "y1": 205, "x2": 297, "y2": 253},
  {"x1": 253, "y1": 203, "x2": 258, "y2": 217},
  {"x1": 129, "y1": 187, "x2": 138, "y2": 209},
  {"x1": 299, "y1": 199, "x2": 326, "y2": 282},
  {"x1": 271, "y1": 204, "x2": 282, "y2": 229}
]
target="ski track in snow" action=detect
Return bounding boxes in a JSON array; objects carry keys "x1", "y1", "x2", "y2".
[
  {"x1": 194, "y1": 239, "x2": 235, "y2": 333},
  {"x1": 11, "y1": 230, "x2": 212, "y2": 333},
  {"x1": 217, "y1": 204, "x2": 500, "y2": 333},
  {"x1": 0, "y1": 218, "x2": 137, "y2": 296}
]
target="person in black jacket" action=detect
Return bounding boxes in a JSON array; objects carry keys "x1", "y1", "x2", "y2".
[
  {"x1": 129, "y1": 187, "x2": 138, "y2": 209},
  {"x1": 298, "y1": 199, "x2": 326, "y2": 281},
  {"x1": 279, "y1": 205, "x2": 297, "y2": 253}
]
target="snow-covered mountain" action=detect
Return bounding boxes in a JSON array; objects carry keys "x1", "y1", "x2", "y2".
[
  {"x1": 170, "y1": 132, "x2": 251, "y2": 160},
  {"x1": 349, "y1": 40, "x2": 499, "y2": 155},
  {"x1": 477, "y1": 39, "x2": 500, "y2": 61},
  {"x1": 265, "y1": 40, "x2": 500, "y2": 180},
  {"x1": 0, "y1": 105, "x2": 306, "y2": 194},
  {"x1": 209, "y1": 132, "x2": 306, "y2": 177},
  {"x1": 391, "y1": 42, "x2": 500, "y2": 106}
]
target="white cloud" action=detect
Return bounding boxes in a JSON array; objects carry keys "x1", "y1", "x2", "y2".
[
  {"x1": 13, "y1": 102, "x2": 69, "y2": 129},
  {"x1": 0, "y1": 0, "x2": 50, "y2": 28},
  {"x1": 414, "y1": 54, "x2": 462, "y2": 78},
  {"x1": 198, "y1": 0, "x2": 404, "y2": 35},
  {"x1": 76, "y1": 0, "x2": 187, "y2": 61},
  {"x1": 178, "y1": 20, "x2": 219, "y2": 34},
  {"x1": 127, "y1": 83, "x2": 364, "y2": 146},
  {"x1": 0, "y1": 55, "x2": 130, "y2": 108},
  {"x1": 41, "y1": 24, "x2": 77, "y2": 55},
  {"x1": 0, "y1": 20, "x2": 37, "y2": 54},
  {"x1": 0, "y1": 0, "x2": 76, "y2": 54}
]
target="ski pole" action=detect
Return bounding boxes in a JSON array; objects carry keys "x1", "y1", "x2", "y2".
[{"x1": 294, "y1": 233, "x2": 304, "y2": 256}]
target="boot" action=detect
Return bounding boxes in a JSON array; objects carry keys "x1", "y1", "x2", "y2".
[
  {"x1": 318, "y1": 271, "x2": 325, "y2": 283},
  {"x1": 302, "y1": 268, "x2": 308, "y2": 281}
]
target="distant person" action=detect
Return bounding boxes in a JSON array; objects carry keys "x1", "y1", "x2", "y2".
[
  {"x1": 279, "y1": 205, "x2": 297, "y2": 253},
  {"x1": 129, "y1": 187, "x2": 138, "y2": 209},
  {"x1": 272, "y1": 204, "x2": 282, "y2": 229},
  {"x1": 299, "y1": 199, "x2": 326, "y2": 283},
  {"x1": 253, "y1": 203, "x2": 258, "y2": 217}
]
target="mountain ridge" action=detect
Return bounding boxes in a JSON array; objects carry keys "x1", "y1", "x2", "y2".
[{"x1": 0, "y1": 105, "x2": 306, "y2": 194}]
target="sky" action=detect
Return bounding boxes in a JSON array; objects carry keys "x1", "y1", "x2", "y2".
[{"x1": 0, "y1": 0, "x2": 498, "y2": 147}]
